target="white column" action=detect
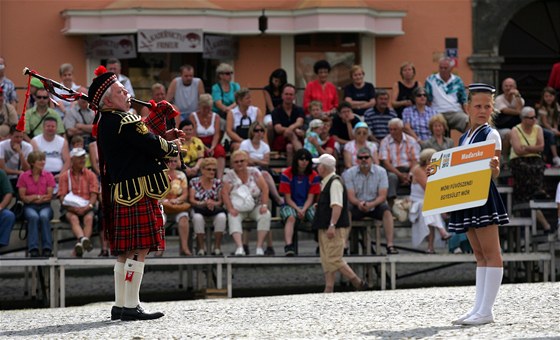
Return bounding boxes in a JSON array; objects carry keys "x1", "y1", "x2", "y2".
[
  {"x1": 360, "y1": 34, "x2": 375, "y2": 85},
  {"x1": 281, "y1": 35, "x2": 295, "y2": 84}
]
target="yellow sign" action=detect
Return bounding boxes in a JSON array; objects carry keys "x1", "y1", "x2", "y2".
[{"x1": 423, "y1": 140, "x2": 495, "y2": 216}]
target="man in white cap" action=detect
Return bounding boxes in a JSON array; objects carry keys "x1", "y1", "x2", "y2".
[
  {"x1": 58, "y1": 147, "x2": 99, "y2": 258},
  {"x1": 311, "y1": 153, "x2": 367, "y2": 292}
]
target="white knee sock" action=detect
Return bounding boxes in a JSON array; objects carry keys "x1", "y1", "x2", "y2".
[
  {"x1": 468, "y1": 267, "x2": 487, "y2": 316},
  {"x1": 114, "y1": 262, "x2": 125, "y2": 307},
  {"x1": 476, "y1": 267, "x2": 503, "y2": 317},
  {"x1": 124, "y1": 258, "x2": 145, "y2": 308}
]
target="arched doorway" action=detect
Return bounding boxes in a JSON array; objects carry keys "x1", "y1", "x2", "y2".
[{"x1": 499, "y1": 0, "x2": 560, "y2": 106}]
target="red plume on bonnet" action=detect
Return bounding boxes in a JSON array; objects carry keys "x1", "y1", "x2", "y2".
[
  {"x1": 94, "y1": 65, "x2": 108, "y2": 77},
  {"x1": 89, "y1": 65, "x2": 118, "y2": 137}
]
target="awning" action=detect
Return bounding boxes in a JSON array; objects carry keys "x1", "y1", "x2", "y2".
[{"x1": 61, "y1": 6, "x2": 406, "y2": 36}]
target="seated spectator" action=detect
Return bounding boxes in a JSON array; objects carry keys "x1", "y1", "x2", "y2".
[
  {"x1": 161, "y1": 156, "x2": 191, "y2": 256},
  {"x1": 509, "y1": 107, "x2": 552, "y2": 233},
  {"x1": 212, "y1": 63, "x2": 240, "y2": 120},
  {"x1": 343, "y1": 121, "x2": 378, "y2": 170},
  {"x1": 410, "y1": 148, "x2": 451, "y2": 253},
  {"x1": 402, "y1": 87, "x2": 437, "y2": 142},
  {"x1": 318, "y1": 117, "x2": 336, "y2": 156},
  {"x1": 0, "y1": 125, "x2": 32, "y2": 190},
  {"x1": 63, "y1": 87, "x2": 95, "y2": 148},
  {"x1": 179, "y1": 119, "x2": 204, "y2": 178},
  {"x1": 304, "y1": 100, "x2": 324, "y2": 131},
  {"x1": 166, "y1": 65, "x2": 205, "y2": 122},
  {"x1": 69, "y1": 135, "x2": 93, "y2": 171},
  {"x1": 420, "y1": 114, "x2": 454, "y2": 151},
  {"x1": 31, "y1": 117, "x2": 70, "y2": 182},
  {"x1": 263, "y1": 68, "x2": 287, "y2": 116},
  {"x1": 271, "y1": 84, "x2": 305, "y2": 164},
  {"x1": 24, "y1": 88, "x2": 65, "y2": 141},
  {"x1": 222, "y1": 150, "x2": 271, "y2": 256},
  {"x1": 391, "y1": 61, "x2": 420, "y2": 119},
  {"x1": 364, "y1": 90, "x2": 398, "y2": 144},
  {"x1": 191, "y1": 94, "x2": 226, "y2": 178},
  {"x1": 304, "y1": 119, "x2": 325, "y2": 158},
  {"x1": 330, "y1": 102, "x2": 361, "y2": 151},
  {"x1": 344, "y1": 65, "x2": 376, "y2": 116},
  {"x1": 536, "y1": 86, "x2": 560, "y2": 166},
  {"x1": 425, "y1": 57, "x2": 468, "y2": 133},
  {"x1": 58, "y1": 148, "x2": 99, "y2": 257},
  {"x1": 240, "y1": 122, "x2": 284, "y2": 207},
  {"x1": 226, "y1": 88, "x2": 264, "y2": 152},
  {"x1": 494, "y1": 78, "x2": 525, "y2": 160},
  {"x1": 379, "y1": 118, "x2": 420, "y2": 201},
  {"x1": 189, "y1": 157, "x2": 226, "y2": 256},
  {"x1": 53, "y1": 63, "x2": 81, "y2": 118},
  {"x1": 342, "y1": 147, "x2": 398, "y2": 254},
  {"x1": 303, "y1": 60, "x2": 339, "y2": 116},
  {"x1": 0, "y1": 169, "x2": 15, "y2": 249},
  {"x1": 17, "y1": 151, "x2": 55, "y2": 257},
  {"x1": 279, "y1": 149, "x2": 320, "y2": 256},
  {"x1": 0, "y1": 86, "x2": 18, "y2": 128}
]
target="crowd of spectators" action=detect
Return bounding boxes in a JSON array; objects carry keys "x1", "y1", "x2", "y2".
[{"x1": 0, "y1": 55, "x2": 559, "y2": 258}]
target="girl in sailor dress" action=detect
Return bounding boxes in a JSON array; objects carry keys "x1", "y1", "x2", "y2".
[{"x1": 446, "y1": 84, "x2": 509, "y2": 326}]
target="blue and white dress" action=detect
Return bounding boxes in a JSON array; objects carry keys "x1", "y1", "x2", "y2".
[{"x1": 448, "y1": 124, "x2": 509, "y2": 233}]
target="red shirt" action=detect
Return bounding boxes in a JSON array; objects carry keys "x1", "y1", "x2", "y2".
[{"x1": 303, "y1": 80, "x2": 339, "y2": 114}]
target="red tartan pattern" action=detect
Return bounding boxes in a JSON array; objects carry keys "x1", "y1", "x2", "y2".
[{"x1": 109, "y1": 196, "x2": 165, "y2": 255}]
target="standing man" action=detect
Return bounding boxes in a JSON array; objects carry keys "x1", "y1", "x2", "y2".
[
  {"x1": 90, "y1": 67, "x2": 181, "y2": 321},
  {"x1": 342, "y1": 147, "x2": 398, "y2": 254},
  {"x1": 106, "y1": 58, "x2": 135, "y2": 97},
  {"x1": 425, "y1": 57, "x2": 468, "y2": 133},
  {"x1": 311, "y1": 153, "x2": 367, "y2": 293},
  {"x1": 0, "y1": 57, "x2": 18, "y2": 106},
  {"x1": 166, "y1": 65, "x2": 205, "y2": 122}
]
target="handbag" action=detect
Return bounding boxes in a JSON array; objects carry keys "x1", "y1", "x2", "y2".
[
  {"x1": 231, "y1": 184, "x2": 255, "y2": 212},
  {"x1": 62, "y1": 170, "x2": 90, "y2": 208},
  {"x1": 162, "y1": 201, "x2": 191, "y2": 215}
]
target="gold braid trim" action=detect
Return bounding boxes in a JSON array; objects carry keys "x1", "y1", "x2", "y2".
[
  {"x1": 117, "y1": 113, "x2": 141, "y2": 134},
  {"x1": 113, "y1": 171, "x2": 170, "y2": 206}
]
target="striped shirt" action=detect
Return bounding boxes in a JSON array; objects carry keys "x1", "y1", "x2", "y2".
[
  {"x1": 363, "y1": 107, "x2": 398, "y2": 141},
  {"x1": 379, "y1": 132, "x2": 420, "y2": 168}
]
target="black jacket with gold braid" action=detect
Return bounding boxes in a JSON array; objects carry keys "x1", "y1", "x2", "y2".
[{"x1": 97, "y1": 110, "x2": 179, "y2": 206}]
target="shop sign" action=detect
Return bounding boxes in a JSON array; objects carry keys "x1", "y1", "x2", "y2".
[
  {"x1": 203, "y1": 35, "x2": 238, "y2": 60},
  {"x1": 138, "y1": 29, "x2": 203, "y2": 52},
  {"x1": 85, "y1": 35, "x2": 137, "y2": 59}
]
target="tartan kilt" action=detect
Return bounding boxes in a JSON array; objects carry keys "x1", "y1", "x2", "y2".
[{"x1": 109, "y1": 196, "x2": 165, "y2": 255}]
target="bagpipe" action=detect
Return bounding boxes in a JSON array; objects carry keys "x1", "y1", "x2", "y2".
[{"x1": 21, "y1": 67, "x2": 184, "y2": 166}]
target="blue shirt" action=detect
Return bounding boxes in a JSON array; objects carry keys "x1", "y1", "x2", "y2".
[
  {"x1": 363, "y1": 107, "x2": 398, "y2": 141},
  {"x1": 402, "y1": 105, "x2": 437, "y2": 141},
  {"x1": 342, "y1": 164, "x2": 388, "y2": 202}
]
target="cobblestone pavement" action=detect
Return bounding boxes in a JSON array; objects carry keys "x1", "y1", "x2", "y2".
[{"x1": 0, "y1": 282, "x2": 558, "y2": 339}]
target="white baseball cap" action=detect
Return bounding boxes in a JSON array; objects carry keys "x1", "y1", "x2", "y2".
[
  {"x1": 312, "y1": 153, "x2": 336, "y2": 168},
  {"x1": 69, "y1": 148, "x2": 86, "y2": 158}
]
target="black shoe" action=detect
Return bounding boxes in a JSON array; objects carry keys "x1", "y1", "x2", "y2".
[
  {"x1": 121, "y1": 305, "x2": 164, "y2": 321},
  {"x1": 343, "y1": 247, "x2": 349, "y2": 255},
  {"x1": 284, "y1": 244, "x2": 295, "y2": 256},
  {"x1": 357, "y1": 280, "x2": 369, "y2": 291},
  {"x1": 42, "y1": 249, "x2": 52, "y2": 258},
  {"x1": 243, "y1": 244, "x2": 250, "y2": 255},
  {"x1": 98, "y1": 250, "x2": 109, "y2": 257},
  {"x1": 29, "y1": 249, "x2": 40, "y2": 257},
  {"x1": 264, "y1": 246, "x2": 275, "y2": 256},
  {"x1": 111, "y1": 306, "x2": 123, "y2": 320}
]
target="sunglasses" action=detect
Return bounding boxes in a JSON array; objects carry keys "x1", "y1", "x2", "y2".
[
  {"x1": 357, "y1": 155, "x2": 370, "y2": 160},
  {"x1": 221, "y1": 72, "x2": 233, "y2": 75},
  {"x1": 523, "y1": 116, "x2": 537, "y2": 120},
  {"x1": 299, "y1": 157, "x2": 310, "y2": 161},
  {"x1": 36, "y1": 96, "x2": 49, "y2": 99},
  {"x1": 205, "y1": 168, "x2": 217, "y2": 172},
  {"x1": 254, "y1": 129, "x2": 265, "y2": 133},
  {"x1": 416, "y1": 93, "x2": 427, "y2": 97},
  {"x1": 234, "y1": 159, "x2": 246, "y2": 164}
]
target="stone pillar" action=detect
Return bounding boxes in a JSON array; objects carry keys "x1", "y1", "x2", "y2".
[{"x1": 467, "y1": 54, "x2": 504, "y2": 87}]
